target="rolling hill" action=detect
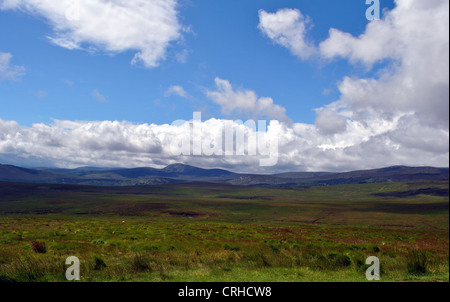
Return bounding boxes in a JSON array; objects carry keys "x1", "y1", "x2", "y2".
[{"x1": 0, "y1": 163, "x2": 448, "y2": 187}]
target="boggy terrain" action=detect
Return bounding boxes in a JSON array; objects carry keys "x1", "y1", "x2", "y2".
[{"x1": 0, "y1": 180, "x2": 448, "y2": 282}]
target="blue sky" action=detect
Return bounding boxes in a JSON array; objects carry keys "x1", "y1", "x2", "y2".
[
  {"x1": 0, "y1": 0, "x2": 448, "y2": 172},
  {"x1": 0, "y1": 0, "x2": 394, "y2": 126}
]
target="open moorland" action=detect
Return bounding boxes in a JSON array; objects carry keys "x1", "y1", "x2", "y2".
[{"x1": 0, "y1": 179, "x2": 448, "y2": 282}]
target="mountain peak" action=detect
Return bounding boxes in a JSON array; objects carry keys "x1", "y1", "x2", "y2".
[{"x1": 162, "y1": 163, "x2": 196, "y2": 172}]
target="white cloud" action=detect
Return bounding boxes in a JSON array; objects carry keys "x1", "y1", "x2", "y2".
[
  {"x1": 324, "y1": 0, "x2": 449, "y2": 129},
  {"x1": 92, "y1": 89, "x2": 108, "y2": 103},
  {"x1": 258, "y1": 8, "x2": 316, "y2": 60},
  {"x1": 0, "y1": 116, "x2": 447, "y2": 172},
  {"x1": 258, "y1": 1, "x2": 449, "y2": 130},
  {"x1": 0, "y1": 117, "x2": 278, "y2": 171},
  {"x1": 206, "y1": 78, "x2": 290, "y2": 124},
  {"x1": 164, "y1": 85, "x2": 190, "y2": 99},
  {"x1": 0, "y1": 0, "x2": 182, "y2": 68},
  {"x1": 319, "y1": 1, "x2": 449, "y2": 66},
  {"x1": 257, "y1": 0, "x2": 449, "y2": 170},
  {"x1": 0, "y1": 52, "x2": 25, "y2": 81}
]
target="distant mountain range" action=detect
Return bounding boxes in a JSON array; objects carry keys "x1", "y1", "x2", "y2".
[{"x1": 0, "y1": 163, "x2": 448, "y2": 187}]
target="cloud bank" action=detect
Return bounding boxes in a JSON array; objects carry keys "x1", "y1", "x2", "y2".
[{"x1": 0, "y1": 114, "x2": 447, "y2": 172}]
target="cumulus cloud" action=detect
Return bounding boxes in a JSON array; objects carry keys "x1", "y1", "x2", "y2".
[
  {"x1": 206, "y1": 78, "x2": 290, "y2": 124},
  {"x1": 320, "y1": 0, "x2": 449, "y2": 128},
  {"x1": 0, "y1": 117, "x2": 280, "y2": 170},
  {"x1": 259, "y1": 1, "x2": 449, "y2": 129},
  {"x1": 0, "y1": 52, "x2": 25, "y2": 81},
  {"x1": 0, "y1": 0, "x2": 182, "y2": 67},
  {"x1": 258, "y1": 8, "x2": 316, "y2": 60},
  {"x1": 0, "y1": 116, "x2": 447, "y2": 172},
  {"x1": 257, "y1": 0, "x2": 449, "y2": 170}
]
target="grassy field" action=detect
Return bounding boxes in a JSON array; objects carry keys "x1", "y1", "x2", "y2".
[{"x1": 0, "y1": 180, "x2": 448, "y2": 282}]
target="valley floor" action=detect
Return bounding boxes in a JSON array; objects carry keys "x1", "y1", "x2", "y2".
[{"x1": 0, "y1": 181, "x2": 448, "y2": 282}]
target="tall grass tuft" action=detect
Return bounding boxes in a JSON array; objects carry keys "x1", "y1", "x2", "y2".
[
  {"x1": 330, "y1": 253, "x2": 352, "y2": 268},
  {"x1": 93, "y1": 255, "x2": 107, "y2": 271},
  {"x1": 9, "y1": 257, "x2": 51, "y2": 281},
  {"x1": 131, "y1": 253, "x2": 152, "y2": 272},
  {"x1": 407, "y1": 251, "x2": 429, "y2": 275},
  {"x1": 30, "y1": 241, "x2": 47, "y2": 254}
]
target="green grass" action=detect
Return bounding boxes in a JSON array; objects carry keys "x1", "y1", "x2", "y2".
[{"x1": 0, "y1": 180, "x2": 448, "y2": 282}]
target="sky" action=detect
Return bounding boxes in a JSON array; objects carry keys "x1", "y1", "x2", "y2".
[{"x1": 0, "y1": 0, "x2": 448, "y2": 173}]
